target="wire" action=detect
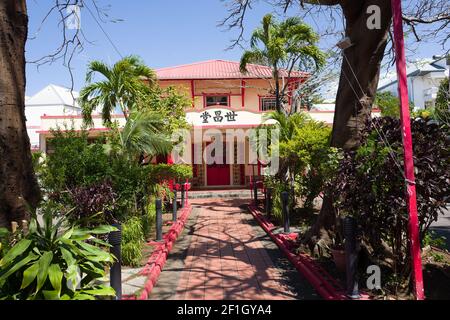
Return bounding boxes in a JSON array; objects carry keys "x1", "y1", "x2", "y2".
[{"x1": 84, "y1": 1, "x2": 123, "y2": 59}]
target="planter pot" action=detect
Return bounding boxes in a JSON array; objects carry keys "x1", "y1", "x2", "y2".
[{"x1": 330, "y1": 248, "x2": 346, "y2": 273}]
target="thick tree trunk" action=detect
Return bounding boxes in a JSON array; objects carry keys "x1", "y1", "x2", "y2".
[
  {"x1": 0, "y1": 1, "x2": 40, "y2": 228},
  {"x1": 304, "y1": 0, "x2": 392, "y2": 247}
]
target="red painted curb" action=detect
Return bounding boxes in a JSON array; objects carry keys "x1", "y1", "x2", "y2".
[
  {"x1": 248, "y1": 205, "x2": 349, "y2": 300},
  {"x1": 122, "y1": 204, "x2": 193, "y2": 300}
]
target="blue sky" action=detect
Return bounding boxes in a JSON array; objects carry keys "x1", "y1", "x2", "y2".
[{"x1": 25, "y1": 0, "x2": 446, "y2": 96}]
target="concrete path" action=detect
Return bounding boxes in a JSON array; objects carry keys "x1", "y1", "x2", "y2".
[{"x1": 150, "y1": 198, "x2": 318, "y2": 300}]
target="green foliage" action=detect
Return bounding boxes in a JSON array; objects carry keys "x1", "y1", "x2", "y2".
[
  {"x1": 435, "y1": 77, "x2": 449, "y2": 112},
  {"x1": 375, "y1": 91, "x2": 414, "y2": 118},
  {"x1": 106, "y1": 111, "x2": 172, "y2": 162},
  {"x1": 41, "y1": 128, "x2": 111, "y2": 192},
  {"x1": 142, "y1": 202, "x2": 156, "y2": 238},
  {"x1": 140, "y1": 85, "x2": 192, "y2": 134},
  {"x1": 423, "y1": 231, "x2": 447, "y2": 250},
  {"x1": 333, "y1": 117, "x2": 449, "y2": 285},
  {"x1": 145, "y1": 164, "x2": 193, "y2": 184},
  {"x1": 263, "y1": 111, "x2": 339, "y2": 210},
  {"x1": 80, "y1": 55, "x2": 156, "y2": 126},
  {"x1": 0, "y1": 207, "x2": 116, "y2": 300},
  {"x1": 121, "y1": 217, "x2": 144, "y2": 267},
  {"x1": 240, "y1": 14, "x2": 325, "y2": 111}
]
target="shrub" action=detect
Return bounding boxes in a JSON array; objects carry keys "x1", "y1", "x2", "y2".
[
  {"x1": 333, "y1": 117, "x2": 449, "y2": 287},
  {"x1": 68, "y1": 180, "x2": 118, "y2": 227},
  {"x1": 41, "y1": 128, "x2": 111, "y2": 192},
  {"x1": 0, "y1": 208, "x2": 116, "y2": 300},
  {"x1": 121, "y1": 217, "x2": 144, "y2": 267},
  {"x1": 142, "y1": 201, "x2": 156, "y2": 239}
]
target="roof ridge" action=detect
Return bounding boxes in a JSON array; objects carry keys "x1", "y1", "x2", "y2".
[{"x1": 155, "y1": 59, "x2": 226, "y2": 71}]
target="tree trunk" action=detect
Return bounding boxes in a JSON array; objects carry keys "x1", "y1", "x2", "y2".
[
  {"x1": 0, "y1": 1, "x2": 40, "y2": 228},
  {"x1": 303, "y1": 0, "x2": 392, "y2": 247}
]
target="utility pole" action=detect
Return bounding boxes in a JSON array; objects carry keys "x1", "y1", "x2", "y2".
[{"x1": 391, "y1": 0, "x2": 424, "y2": 300}]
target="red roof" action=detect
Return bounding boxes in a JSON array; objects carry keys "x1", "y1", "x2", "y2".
[{"x1": 155, "y1": 59, "x2": 307, "y2": 80}]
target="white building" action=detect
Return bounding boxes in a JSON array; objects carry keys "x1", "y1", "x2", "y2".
[
  {"x1": 25, "y1": 84, "x2": 81, "y2": 150},
  {"x1": 378, "y1": 56, "x2": 449, "y2": 109}
]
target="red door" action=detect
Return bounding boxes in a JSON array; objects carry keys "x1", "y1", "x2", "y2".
[
  {"x1": 206, "y1": 142, "x2": 230, "y2": 186},
  {"x1": 207, "y1": 163, "x2": 230, "y2": 186}
]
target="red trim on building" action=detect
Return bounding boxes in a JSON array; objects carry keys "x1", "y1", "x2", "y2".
[
  {"x1": 190, "y1": 80, "x2": 195, "y2": 107},
  {"x1": 36, "y1": 128, "x2": 111, "y2": 134},
  {"x1": 241, "y1": 79, "x2": 246, "y2": 108},
  {"x1": 41, "y1": 114, "x2": 124, "y2": 120}
]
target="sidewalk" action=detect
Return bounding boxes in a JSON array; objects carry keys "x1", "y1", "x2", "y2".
[{"x1": 150, "y1": 198, "x2": 319, "y2": 300}]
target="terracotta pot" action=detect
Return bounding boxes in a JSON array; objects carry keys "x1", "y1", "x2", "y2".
[{"x1": 330, "y1": 248, "x2": 346, "y2": 273}]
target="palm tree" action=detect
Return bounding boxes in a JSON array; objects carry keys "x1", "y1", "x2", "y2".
[
  {"x1": 120, "y1": 110, "x2": 172, "y2": 161},
  {"x1": 240, "y1": 14, "x2": 325, "y2": 113},
  {"x1": 79, "y1": 56, "x2": 156, "y2": 126}
]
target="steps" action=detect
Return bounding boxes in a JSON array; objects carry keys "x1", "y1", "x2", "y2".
[{"x1": 188, "y1": 189, "x2": 263, "y2": 199}]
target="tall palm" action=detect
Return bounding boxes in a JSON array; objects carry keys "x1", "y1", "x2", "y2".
[
  {"x1": 240, "y1": 14, "x2": 325, "y2": 113},
  {"x1": 79, "y1": 56, "x2": 156, "y2": 126}
]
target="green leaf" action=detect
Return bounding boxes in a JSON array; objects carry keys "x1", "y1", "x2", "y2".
[
  {"x1": 61, "y1": 227, "x2": 74, "y2": 240},
  {"x1": 0, "y1": 252, "x2": 38, "y2": 283},
  {"x1": 81, "y1": 286, "x2": 116, "y2": 297},
  {"x1": 42, "y1": 290, "x2": 61, "y2": 300},
  {"x1": 72, "y1": 225, "x2": 117, "y2": 237},
  {"x1": 35, "y1": 251, "x2": 53, "y2": 293},
  {"x1": 20, "y1": 261, "x2": 40, "y2": 289},
  {"x1": 60, "y1": 247, "x2": 76, "y2": 267},
  {"x1": 72, "y1": 293, "x2": 96, "y2": 300},
  {"x1": 0, "y1": 239, "x2": 32, "y2": 267},
  {"x1": 65, "y1": 265, "x2": 81, "y2": 291},
  {"x1": 48, "y1": 264, "x2": 63, "y2": 294}
]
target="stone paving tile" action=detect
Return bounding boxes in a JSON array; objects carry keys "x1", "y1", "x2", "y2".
[{"x1": 173, "y1": 198, "x2": 297, "y2": 300}]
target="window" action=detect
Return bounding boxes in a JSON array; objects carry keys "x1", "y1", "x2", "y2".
[
  {"x1": 260, "y1": 97, "x2": 277, "y2": 111},
  {"x1": 205, "y1": 95, "x2": 229, "y2": 107}
]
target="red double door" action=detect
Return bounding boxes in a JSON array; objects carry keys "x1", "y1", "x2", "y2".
[{"x1": 206, "y1": 142, "x2": 230, "y2": 186}]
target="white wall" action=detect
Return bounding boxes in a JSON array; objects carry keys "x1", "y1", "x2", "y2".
[{"x1": 26, "y1": 105, "x2": 80, "y2": 149}]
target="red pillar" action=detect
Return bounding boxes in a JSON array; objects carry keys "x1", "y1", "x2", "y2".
[{"x1": 391, "y1": 0, "x2": 424, "y2": 300}]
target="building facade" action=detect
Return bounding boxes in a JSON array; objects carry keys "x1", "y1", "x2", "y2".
[
  {"x1": 26, "y1": 84, "x2": 81, "y2": 150},
  {"x1": 36, "y1": 60, "x2": 380, "y2": 189},
  {"x1": 378, "y1": 56, "x2": 449, "y2": 109}
]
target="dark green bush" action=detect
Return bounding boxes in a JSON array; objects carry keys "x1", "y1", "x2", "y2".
[{"x1": 333, "y1": 117, "x2": 449, "y2": 286}]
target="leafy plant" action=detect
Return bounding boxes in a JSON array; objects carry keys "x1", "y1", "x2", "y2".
[
  {"x1": 374, "y1": 91, "x2": 414, "y2": 118},
  {"x1": 0, "y1": 208, "x2": 116, "y2": 300},
  {"x1": 68, "y1": 180, "x2": 118, "y2": 227},
  {"x1": 240, "y1": 14, "x2": 325, "y2": 112},
  {"x1": 423, "y1": 231, "x2": 447, "y2": 250},
  {"x1": 332, "y1": 117, "x2": 449, "y2": 288},
  {"x1": 121, "y1": 217, "x2": 144, "y2": 267},
  {"x1": 41, "y1": 128, "x2": 111, "y2": 193}
]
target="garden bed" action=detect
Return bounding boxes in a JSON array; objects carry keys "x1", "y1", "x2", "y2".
[
  {"x1": 248, "y1": 204, "x2": 350, "y2": 300},
  {"x1": 249, "y1": 203, "x2": 450, "y2": 300}
]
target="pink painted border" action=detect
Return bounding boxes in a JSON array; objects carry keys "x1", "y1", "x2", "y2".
[
  {"x1": 248, "y1": 205, "x2": 371, "y2": 300},
  {"x1": 122, "y1": 204, "x2": 193, "y2": 300}
]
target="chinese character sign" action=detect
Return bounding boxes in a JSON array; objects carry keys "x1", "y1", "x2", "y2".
[{"x1": 200, "y1": 110, "x2": 238, "y2": 124}]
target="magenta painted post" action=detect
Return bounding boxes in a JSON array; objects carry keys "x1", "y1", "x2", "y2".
[{"x1": 391, "y1": 0, "x2": 424, "y2": 300}]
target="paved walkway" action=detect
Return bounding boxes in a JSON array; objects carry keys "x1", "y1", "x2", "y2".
[{"x1": 150, "y1": 198, "x2": 318, "y2": 300}]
